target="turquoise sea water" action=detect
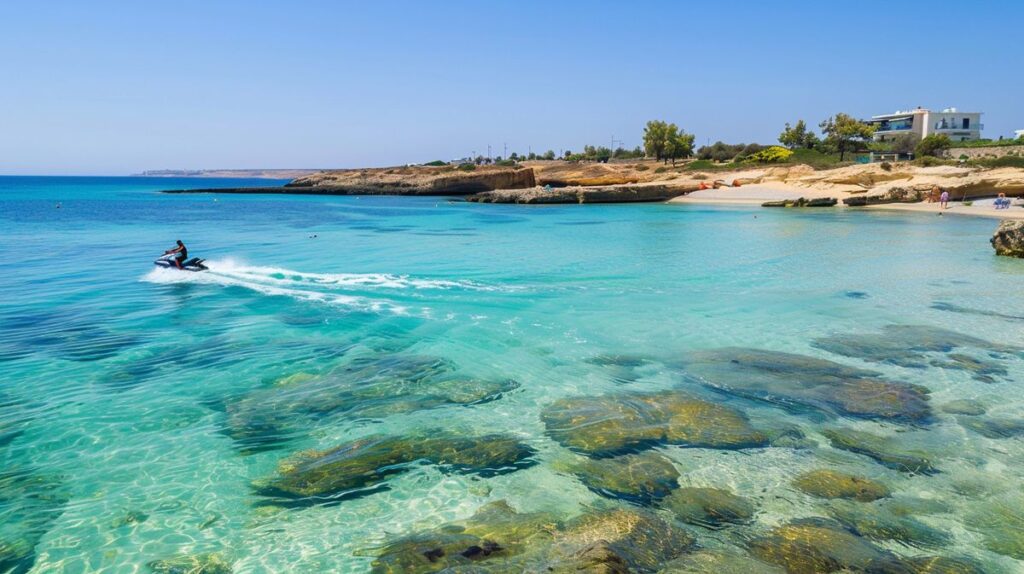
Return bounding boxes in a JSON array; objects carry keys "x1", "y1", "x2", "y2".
[{"x1": 2, "y1": 176, "x2": 1024, "y2": 573}]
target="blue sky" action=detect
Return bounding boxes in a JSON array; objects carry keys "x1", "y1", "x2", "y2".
[{"x1": 2, "y1": 0, "x2": 1022, "y2": 174}]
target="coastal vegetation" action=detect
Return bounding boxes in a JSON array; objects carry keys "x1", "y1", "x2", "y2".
[
  {"x1": 642, "y1": 120, "x2": 695, "y2": 164},
  {"x1": 915, "y1": 134, "x2": 952, "y2": 158},
  {"x1": 818, "y1": 113, "x2": 876, "y2": 161}
]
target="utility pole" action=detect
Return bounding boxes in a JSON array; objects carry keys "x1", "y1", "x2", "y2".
[
  {"x1": 503, "y1": 142, "x2": 507, "y2": 159},
  {"x1": 487, "y1": 144, "x2": 491, "y2": 161}
]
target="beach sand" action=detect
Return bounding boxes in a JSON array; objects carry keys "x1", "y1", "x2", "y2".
[{"x1": 671, "y1": 185, "x2": 1024, "y2": 220}]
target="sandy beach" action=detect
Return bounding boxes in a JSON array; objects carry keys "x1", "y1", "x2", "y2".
[{"x1": 670, "y1": 182, "x2": 1024, "y2": 220}]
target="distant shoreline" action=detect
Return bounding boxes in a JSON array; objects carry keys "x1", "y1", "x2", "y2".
[{"x1": 134, "y1": 169, "x2": 321, "y2": 179}]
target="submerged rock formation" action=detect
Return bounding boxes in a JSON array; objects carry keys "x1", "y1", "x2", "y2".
[
  {"x1": 148, "y1": 553, "x2": 233, "y2": 574},
  {"x1": 680, "y1": 348, "x2": 932, "y2": 423},
  {"x1": 369, "y1": 501, "x2": 694, "y2": 573},
  {"x1": 225, "y1": 354, "x2": 518, "y2": 453},
  {"x1": 660, "y1": 487, "x2": 756, "y2": 528},
  {"x1": 991, "y1": 219, "x2": 1024, "y2": 257},
  {"x1": 540, "y1": 391, "x2": 767, "y2": 457},
  {"x1": 748, "y1": 518, "x2": 919, "y2": 574},
  {"x1": 825, "y1": 500, "x2": 951, "y2": 548},
  {"x1": 0, "y1": 467, "x2": 69, "y2": 574},
  {"x1": 254, "y1": 433, "x2": 535, "y2": 505},
  {"x1": 813, "y1": 324, "x2": 1019, "y2": 382},
  {"x1": 792, "y1": 469, "x2": 890, "y2": 502},
  {"x1": 568, "y1": 451, "x2": 680, "y2": 504},
  {"x1": 822, "y1": 428, "x2": 937, "y2": 474}
]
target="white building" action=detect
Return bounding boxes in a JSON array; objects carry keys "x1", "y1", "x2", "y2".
[
  {"x1": 867, "y1": 107, "x2": 983, "y2": 142},
  {"x1": 1015, "y1": 129, "x2": 1024, "y2": 139}
]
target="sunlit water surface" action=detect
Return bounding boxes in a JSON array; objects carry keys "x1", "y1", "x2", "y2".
[{"x1": 1, "y1": 176, "x2": 1023, "y2": 573}]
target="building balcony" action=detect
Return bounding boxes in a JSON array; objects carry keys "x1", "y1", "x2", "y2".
[
  {"x1": 934, "y1": 123, "x2": 983, "y2": 131},
  {"x1": 873, "y1": 125, "x2": 913, "y2": 133}
]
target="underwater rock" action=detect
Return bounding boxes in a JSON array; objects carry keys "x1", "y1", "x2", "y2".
[
  {"x1": 764, "y1": 426, "x2": 817, "y2": 449},
  {"x1": 931, "y1": 301, "x2": 1024, "y2": 322},
  {"x1": 370, "y1": 501, "x2": 558, "y2": 573},
  {"x1": 586, "y1": 354, "x2": 653, "y2": 368},
  {"x1": 661, "y1": 487, "x2": 756, "y2": 528},
  {"x1": 225, "y1": 354, "x2": 517, "y2": 453},
  {"x1": 147, "y1": 553, "x2": 233, "y2": 574},
  {"x1": 940, "y1": 400, "x2": 986, "y2": 416},
  {"x1": 0, "y1": 467, "x2": 69, "y2": 574},
  {"x1": 681, "y1": 348, "x2": 931, "y2": 423},
  {"x1": 900, "y1": 556, "x2": 987, "y2": 574},
  {"x1": 559, "y1": 508, "x2": 695, "y2": 571},
  {"x1": 930, "y1": 353, "x2": 1008, "y2": 384},
  {"x1": 657, "y1": 549, "x2": 785, "y2": 574},
  {"x1": 792, "y1": 469, "x2": 890, "y2": 502},
  {"x1": 822, "y1": 429, "x2": 937, "y2": 474},
  {"x1": 254, "y1": 433, "x2": 535, "y2": 504},
  {"x1": 545, "y1": 541, "x2": 630, "y2": 574},
  {"x1": 747, "y1": 518, "x2": 903, "y2": 574},
  {"x1": 541, "y1": 391, "x2": 766, "y2": 457},
  {"x1": 372, "y1": 502, "x2": 693, "y2": 573},
  {"x1": 965, "y1": 495, "x2": 1024, "y2": 559},
  {"x1": 570, "y1": 451, "x2": 680, "y2": 504},
  {"x1": 813, "y1": 325, "x2": 1019, "y2": 382},
  {"x1": 111, "y1": 510, "x2": 149, "y2": 529},
  {"x1": 825, "y1": 500, "x2": 951, "y2": 548},
  {"x1": 958, "y1": 416, "x2": 1024, "y2": 439},
  {"x1": 0, "y1": 538, "x2": 35, "y2": 574}
]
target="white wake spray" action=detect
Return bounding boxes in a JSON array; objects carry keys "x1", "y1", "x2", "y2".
[{"x1": 141, "y1": 259, "x2": 502, "y2": 315}]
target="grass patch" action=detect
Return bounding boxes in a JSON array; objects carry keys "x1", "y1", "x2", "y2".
[
  {"x1": 949, "y1": 138, "x2": 1024, "y2": 148},
  {"x1": 457, "y1": 163, "x2": 476, "y2": 171},
  {"x1": 912, "y1": 156, "x2": 956, "y2": 167},
  {"x1": 423, "y1": 160, "x2": 448, "y2": 166},
  {"x1": 967, "y1": 156, "x2": 1024, "y2": 169}
]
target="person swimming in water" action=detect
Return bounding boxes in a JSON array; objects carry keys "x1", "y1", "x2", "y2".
[{"x1": 163, "y1": 240, "x2": 187, "y2": 269}]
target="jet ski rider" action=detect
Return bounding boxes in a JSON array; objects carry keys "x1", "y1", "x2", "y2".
[{"x1": 164, "y1": 240, "x2": 187, "y2": 269}]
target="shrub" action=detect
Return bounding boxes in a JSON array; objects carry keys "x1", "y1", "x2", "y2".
[
  {"x1": 913, "y1": 156, "x2": 952, "y2": 167},
  {"x1": 634, "y1": 165, "x2": 650, "y2": 171},
  {"x1": 789, "y1": 148, "x2": 843, "y2": 169},
  {"x1": 654, "y1": 166, "x2": 668, "y2": 173},
  {"x1": 457, "y1": 163, "x2": 476, "y2": 171},
  {"x1": 744, "y1": 146, "x2": 794, "y2": 164},
  {"x1": 683, "y1": 159, "x2": 716, "y2": 171},
  {"x1": 968, "y1": 156, "x2": 1024, "y2": 169},
  {"x1": 915, "y1": 134, "x2": 952, "y2": 158},
  {"x1": 495, "y1": 159, "x2": 517, "y2": 167},
  {"x1": 423, "y1": 160, "x2": 448, "y2": 167},
  {"x1": 963, "y1": 201, "x2": 973, "y2": 206},
  {"x1": 880, "y1": 161, "x2": 892, "y2": 171},
  {"x1": 959, "y1": 154, "x2": 969, "y2": 161}
]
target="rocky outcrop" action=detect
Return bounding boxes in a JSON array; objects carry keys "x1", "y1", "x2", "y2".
[
  {"x1": 164, "y1": 165, "x2": 536, "y2": 196},
  {"x1": 468, "y1": 183, "x2": 698, "y2": 204},
  {"x1": 762, "y1": 197, "x2": 837, "y2": 207},
  {"x1": 991, "y1": 220, "x2": 1024, "y2": 257}
]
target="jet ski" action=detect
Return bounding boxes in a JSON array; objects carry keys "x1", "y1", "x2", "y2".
[{"x1": 154, "y1": 253, "x2": 208, "y2": 271}]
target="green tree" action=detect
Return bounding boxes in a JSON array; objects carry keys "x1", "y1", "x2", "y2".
[
  {"x1": 644, "y1": 120, "x2": 694, "y2": 163},
  {"x1": 665, "y1": 131, "x2": 695, "y2": 165},
  {"x1": 542, "y1": 150, "x2": 556, "y2": 160},
  {"x1": 915, "y1": 134, "x2": 952, "y2": 158},
  {"x1": 643, "y1": 120, "x2": 670, "y2": 161},
  {"x1": 819, "y1": 113, "x2": 875, "y2": 160},
  {"x1": 779, "y1": 120, "x2": 811, "y2": 149},
  {"x1": 889, "y1": 133, "x2": 919, "y2": 155}
]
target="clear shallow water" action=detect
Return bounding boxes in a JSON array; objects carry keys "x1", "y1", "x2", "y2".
[{"x1": 1, "y1": 176, "x2": 1024, "y2": 573}]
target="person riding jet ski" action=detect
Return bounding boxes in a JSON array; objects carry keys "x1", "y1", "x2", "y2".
[{"x1": 163, "y1": 240, "x2": 188, "y2": 269}]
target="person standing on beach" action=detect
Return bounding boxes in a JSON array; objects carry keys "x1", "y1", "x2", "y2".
[{"x1": 939, "y1": 188, "x2": 949, "y2": 210}]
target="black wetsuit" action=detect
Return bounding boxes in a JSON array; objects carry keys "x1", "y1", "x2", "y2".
[{"x1": 175, "y1": 245, "x2": 187, "y2": 263}]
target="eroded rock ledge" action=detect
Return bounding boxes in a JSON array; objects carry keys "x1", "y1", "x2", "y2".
[{"x1": 467, "y1": 183, "x2": 698, "y2": 204}]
